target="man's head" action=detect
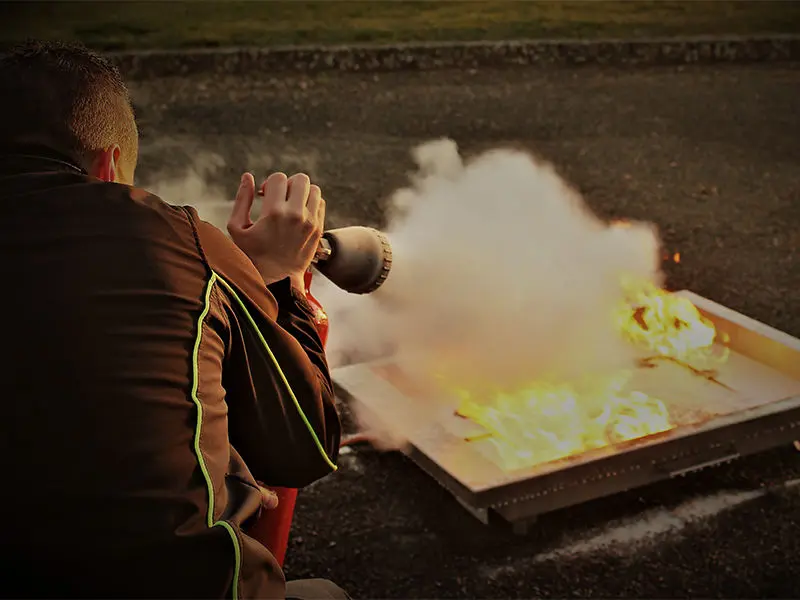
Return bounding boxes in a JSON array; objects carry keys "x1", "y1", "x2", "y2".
[{"x1": 0, "y1": 39, "x2": 138, "y2": 184}]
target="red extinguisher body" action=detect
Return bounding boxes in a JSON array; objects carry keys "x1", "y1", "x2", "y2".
[
  {"x1": 247, "y1": 271, "x2": 329, "y2": 567},
  {"x1": 303, "y1": 270, "x2": 330, "y2": 347}
]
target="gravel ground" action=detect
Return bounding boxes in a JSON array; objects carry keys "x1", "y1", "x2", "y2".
[{"x1": 130, "y1": 63, "x2": 800, "y2": 598}]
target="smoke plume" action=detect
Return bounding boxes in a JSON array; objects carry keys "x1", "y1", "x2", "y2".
[
  {"x1": 140, "y1": 145, "x2": 321, "y2": 226},
  {"x1": 313, "y1": 139, "x2": 665, "y2": 447},
  {"x1": 142, "y1": 151, "x2": 233, "y2": 225}
]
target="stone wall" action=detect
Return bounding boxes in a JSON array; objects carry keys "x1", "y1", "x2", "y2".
[{"x1": 110, "y1": 35, "x2": 800, "y2": 80}]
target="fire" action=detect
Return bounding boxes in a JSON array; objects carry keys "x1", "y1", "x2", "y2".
[
  {"x1": 456, "y1": 375, "x2": 671, "y2": 471},
  {"x1": 450, "y1": 270, "x2": 729, "y2": 472},
  {"x1": 615, "y1": 276, "x2": 729, "y2": 369}
]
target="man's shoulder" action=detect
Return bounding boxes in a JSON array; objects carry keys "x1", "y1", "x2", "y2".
[
  {"x1": 113, "y1": 184, "x2": 215, "y2": 243},
  {"x1": 122, "y1": 184, "x2": 192, "y2": 219},
  {"x1": 114, "y1": 184, "x2": 279, "y2": 316},
  {"x1": 117, "y1": 184, "x2": 243, "y2": 264}
]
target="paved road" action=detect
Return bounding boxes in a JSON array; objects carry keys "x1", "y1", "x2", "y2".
[{"x1": 131, "y1": 63, "x2": 800, "y2": 598}]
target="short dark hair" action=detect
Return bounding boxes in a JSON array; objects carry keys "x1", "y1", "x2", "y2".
[{"x1": 0, "y1": 39, "x2": 137, "y2": 167}]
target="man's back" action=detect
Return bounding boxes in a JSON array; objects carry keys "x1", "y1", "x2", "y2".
[{"x1": 0, "y1": 154, "x2": 340, "y2": 598}]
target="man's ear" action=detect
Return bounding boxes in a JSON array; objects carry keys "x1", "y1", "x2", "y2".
[{"x1": 89, "y1": 145, "x2": 121, "y2": 182}]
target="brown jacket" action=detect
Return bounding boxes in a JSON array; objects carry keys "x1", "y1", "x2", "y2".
[{"x1": 0, "y1": 147, "x2": 341, "y2": 599}]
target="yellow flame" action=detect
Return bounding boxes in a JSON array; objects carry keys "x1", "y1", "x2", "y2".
[
  {"x1": 448, "y1": 272, "x2": 729, "y2": 472},
  {"x1": 456, "y1": 374, "x2": 671, "y2": 471},
  {"x1": 615, "y1": 276, "x2": 729, "y2": 369}
]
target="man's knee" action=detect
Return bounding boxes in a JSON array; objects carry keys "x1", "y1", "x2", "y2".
[{"x1": 285, "y1": 578, "x2": 351, "y2": 600}]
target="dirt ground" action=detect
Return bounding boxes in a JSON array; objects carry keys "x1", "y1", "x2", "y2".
[{"x1": 130, "y1": 63, "x2": 800, "y2": 598}]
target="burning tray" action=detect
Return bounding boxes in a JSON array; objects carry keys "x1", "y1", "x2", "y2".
[{"x1": 332, "y1": 291, "x2": 800, "y2": 531}]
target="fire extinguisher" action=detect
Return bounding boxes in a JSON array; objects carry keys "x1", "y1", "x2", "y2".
[
  {"x1": 303, "y1": 269, "x2": 330, "y2": 347},
  {"x1": 248, "y1": 270, "x2": 329, "y2": 567}
]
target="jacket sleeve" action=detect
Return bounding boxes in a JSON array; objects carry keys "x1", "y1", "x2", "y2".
[{"x1": 184, "y1": 206, "x2": 341, "y2": 488}]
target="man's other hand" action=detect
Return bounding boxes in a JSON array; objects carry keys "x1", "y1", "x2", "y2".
[
  {"x1": 258, "y1": 486, "x2": 279, "y2": 510},
  {"x1": 227, "y1": 171, "x2": 325, "y2": 288}
]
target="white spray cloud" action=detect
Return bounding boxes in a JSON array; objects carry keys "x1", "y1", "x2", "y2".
[{"x1": 314, "y1": 138, "x2": 665, "y2": 445}]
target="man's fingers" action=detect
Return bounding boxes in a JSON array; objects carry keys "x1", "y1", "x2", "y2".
[
  {"x1": 259, "y1": 486, "x2": 279, "y2": 510},
  {"x1": 261, "y1": 172, "x2": 288, "y2": 218},
  {"x1": 228, "y1": 172, "x2": 256, "y2": 232},
  {"x1": 230, "y1": 173, "x2": 256, "y2": 229},
  {"x1": 299, "y1": 186, "x2": 325, "y2": 256},
  {"x1": 306, "y1": 185, "x2": 325, "y2": 232},
  {"x1": 316, "y1": 188, "x2": 326, "y2": 231},
  {"x1": 286, "y1": 173, "x2": 311, "y2": 216}
]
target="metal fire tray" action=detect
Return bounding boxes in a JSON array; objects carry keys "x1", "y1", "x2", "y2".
[{"x1": 331, "y1": 291, "x2": 800, "y2": 529}]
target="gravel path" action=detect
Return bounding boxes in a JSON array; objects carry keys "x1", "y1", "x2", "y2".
[{"x1": 130, "y1": 63, "x2": 800, "y2": 598}]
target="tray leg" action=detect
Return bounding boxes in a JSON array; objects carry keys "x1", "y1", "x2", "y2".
[{"x1": 510, "y1": 518, "x2": 538, "y2": 536}]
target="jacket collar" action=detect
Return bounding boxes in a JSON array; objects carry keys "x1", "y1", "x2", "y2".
[{"x1": 0, "y1": 143, "x2": 87, "y2": 177}]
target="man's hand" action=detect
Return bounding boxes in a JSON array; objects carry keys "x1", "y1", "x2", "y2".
[
  {"x1": 227, "y1": 171, "x2": 325, "y2": 289},
  {"x1": 258, "y1": 485, "x2": 279, "y2": 510}
]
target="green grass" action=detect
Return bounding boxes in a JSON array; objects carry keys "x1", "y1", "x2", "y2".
[{"x1": 0, "y1": 1, "x2": 798, "y2": 51}]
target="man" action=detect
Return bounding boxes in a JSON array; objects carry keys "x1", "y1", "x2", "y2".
[{"x1": 0, "y1": 40, "x2": 348, "y2": 599}]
